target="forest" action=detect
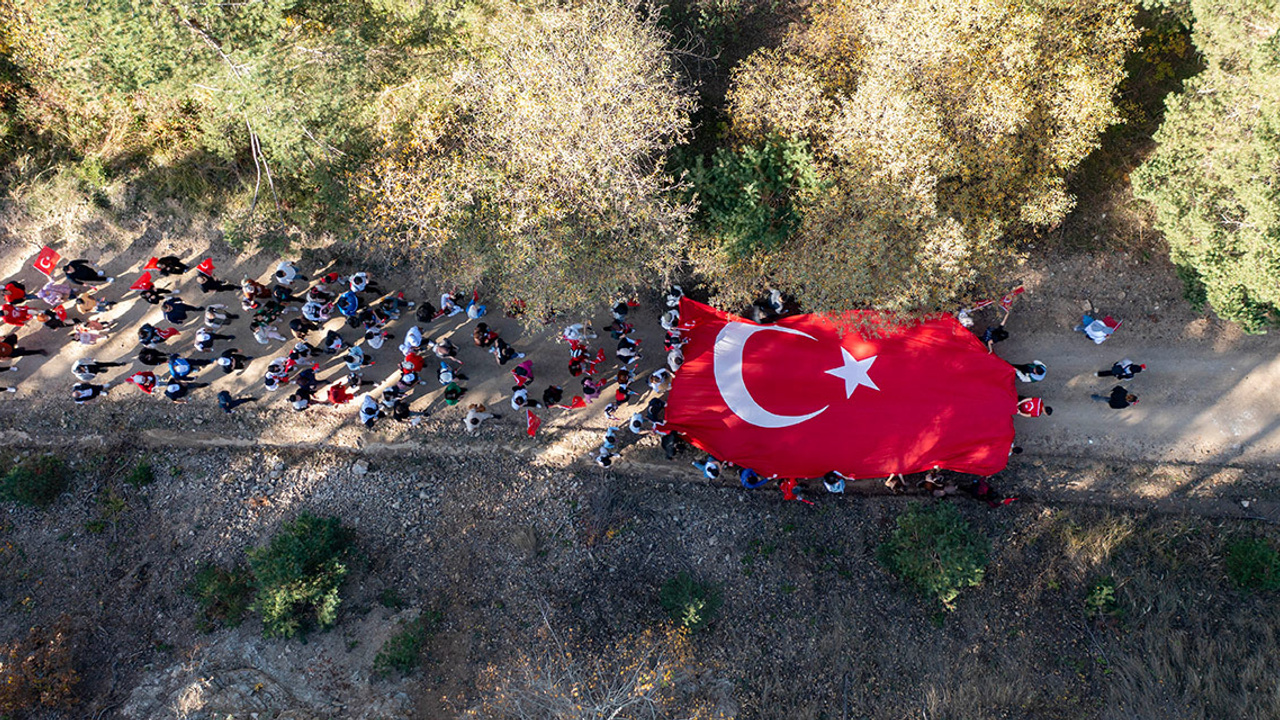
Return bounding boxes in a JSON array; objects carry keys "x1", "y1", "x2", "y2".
[{"x1": 1, "y1": 0, "x2": 1275, "y2": 330}]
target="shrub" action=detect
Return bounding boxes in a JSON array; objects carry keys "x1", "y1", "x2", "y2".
[
  {"x1": 374, "y1": 618, "x2": 427, "y2": 677},
  {"x1": 188, "y1": 563, "x2": 255, "y2": 630},
  {"x1": 125, "y1": 460, "x2": 156, "y2": 488},
  {"x1": 248, "y1": 513, "x2": 355, "y2": 638},
  {"x1": 658, "y1": 572, "x2": 722, "y2": 631},
  {"x1": 0, "y1": 617, "x2": 81, "y2": 716},
  {"x1": 686, "y1": 136, "x2": 820, "y2": 258},
  {"x1": 878, "y1": 502, "x2": 990, "y2": 609},
  {"x1": 1224, "y1": 538, "x2": 1280, "y2": 592},
  {"x1": 1085, "y1": 576, "x2": 1121, "y2": 620},
  {"x1": 0, "y1": 455, "x2": 69, "y2": 508}
]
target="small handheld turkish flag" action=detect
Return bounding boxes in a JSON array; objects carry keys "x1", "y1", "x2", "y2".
[
  {"x1": 53, "y1": 305, "x2": 67, "y2": 322},
  {"x1": 196, "y1": 258, "x2": 215, "y2": 276},
  {"x1": 33, "y1": 247, "x2": 60, "y2": 276},
  {"x1": 142, "y1": 257, "x2": 160, "y2": 271},
  {"x1": 155, "y1": 327, "x2": 180, "y2": 340},
  {"x1": 129, "y1": 272, "x2": 154, "y2": 292},
  {"x1": 568, "y1": 395, "x2": 587, "y2": 410},
  {"x1": 526, "y1": 410, "x2": 541, "y2": 437},
  {"x1": 664, "y1": 299, "x2": 1017, "y2": 478},
  {"x1": 999, "y1": 286, "x2": 1025, "y2": 310}
]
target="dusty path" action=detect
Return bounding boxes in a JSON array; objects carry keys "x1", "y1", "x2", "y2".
[{"x1": 1, "y1": 235, "x2": 1278, "y2": 507}]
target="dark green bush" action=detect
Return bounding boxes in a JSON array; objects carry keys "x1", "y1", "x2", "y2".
[
  {"x1": 878, "y1": 502, "x2": 990, "y2": 609},
  {"x1": 686, "y1": 135, "x2": 820, "y2": 258},
  {"x1": 659, "y1": 572, "x2": 722, "y2": 631},
  {"x1": 374, "y1": 618, "x2": 426, "y2": 677},
  {"x1": 248, "y1": 513, "x2": 355, "y2": 638},
  {"x1": 188, "y1": 564, "x2": 255, "y2": 630},
  {"x1": 0, "y1": 455, "x2": 70, "y2": 508},
  {"x1": 1225, "y1": 538, "x2": 1280, "y2": 592},
  {"x1": 125, "y1": 461, "x2": 156, "y2": 488},
  {"x1": 1085, "y1": 576, "x2": 1121, "y2": 620}
]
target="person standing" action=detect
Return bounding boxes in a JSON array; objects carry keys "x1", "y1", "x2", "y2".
[
  {"x1": 0, "y1": 333, "x2": 46, "y2": 360},
  {"x1": 71, "y1": 381, "x2": 110, "y2": 403},
  {"x1": 63, "y1": 259, "x2": 113, "y2": 286},
  {"x1": 1097, "y1": 359, "x2": 1146, "y2": 379},
  {"x1": 71, "y1": 358, "x2": 126, "y2": 382},
  {"x1": 215, "y1": 348, "x2": 253, "y2": 374},
  {"x1": 217, "y1": 390, "x2": 258, "y2": 413},
  {"x1": 1092, "y1": 386, "x2": 1139, "y2": 409},
  {"x1": 162, "y1": 297, "x2": 204, "y2": 324},
  {"x1": 1016, "y1": 397, "x2": 1053, "y2": 417},
  {"x1": 463, "y1": 403, "x2": 497, "y2": 433},
  {"x1": 692, "y1": 455, "x2": 720, "y2": 480},
  {"x1": 1011, "y1": 361, "x2": 1047, "y2": 383}
]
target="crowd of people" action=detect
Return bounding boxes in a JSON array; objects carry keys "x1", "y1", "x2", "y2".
[
  {"x1": 1, "y1": 254, "x2": 1143, "y2": 506},
  {"x1": 0, "y1": 253, "x2": 698, "y2": 453}
]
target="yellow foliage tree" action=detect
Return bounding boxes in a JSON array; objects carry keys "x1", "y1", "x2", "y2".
[
  {"x1": 360, "y1": 0, "x2": 696, "y2": 321},
  {"x1": 719, "y1": 0, "x2": 1137, "y2": 313}
]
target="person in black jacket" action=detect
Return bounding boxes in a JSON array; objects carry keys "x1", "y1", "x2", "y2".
[{"x1": 1092, "y1": 386, "x2": 1138, "y2": 409}]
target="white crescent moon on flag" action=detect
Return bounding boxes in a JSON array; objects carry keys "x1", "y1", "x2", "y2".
[{"x1": 713, "y1": 322, "x2": 829, "y2": 428}]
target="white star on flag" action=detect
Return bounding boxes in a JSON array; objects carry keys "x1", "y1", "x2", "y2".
[{"x1": 826, "y1": 348, "x2": 878, "y2": 397}]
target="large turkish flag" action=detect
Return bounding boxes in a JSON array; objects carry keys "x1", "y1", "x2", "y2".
[{"x1": 664, "y1": 299, "x2": 1017, "y2": 478}]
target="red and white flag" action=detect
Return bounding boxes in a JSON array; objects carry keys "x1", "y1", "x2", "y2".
[
  {"x1": 196, "y1": 258, "x2": 215, "y2": 276},
  {"x1": 129, "y1": 272, "x2": 154, "y2": 291},
  {"x1": 33, "y1": 247, "x2": 60, "y2": 276},
  {"x1": 999, "y1": 286, "x2": 1025, "y2": 310},
  {"x1": 142, "y1": 257, "x2": 160, "y2": 271},
  {"x1": 664, "y1": 299, "x2": 1018, "y2": 479},
  {"x1": 525, "y1": 410, "x2": 541, "y2": 437}
]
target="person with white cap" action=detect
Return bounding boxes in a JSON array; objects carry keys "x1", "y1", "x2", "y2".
[{"x1": 216, "y1": 348, "x2": 253, "y2": 374}]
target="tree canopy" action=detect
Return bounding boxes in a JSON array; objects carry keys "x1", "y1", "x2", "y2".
[
  {"x1": 1133, "y1": 0, "x2": 1280, "y2": 332},
  {"x1": 709, "y1": 0, "x2": 1137, "y2": 313},
  {"x1": 359, "y1": 0, "x2": 696, "y2": 320}
]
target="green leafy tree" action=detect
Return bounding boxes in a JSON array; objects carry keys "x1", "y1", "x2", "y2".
[
  {"x1": 879, "y1": 502, "x2": 990, "y2": 609},
  {"x1": 717, "y1": 0, "x2": 1137, "y2": 312},
  {"x1": 1133, "y1": 0, "x2": 1280, "y2": 332},
  {"x1": 686, "y1": 136, "x2": 821, "y2": 259},
  {"x1": 7, "y1": 0, "x2": 443, "y2": 224},
  {"x1": 248, "y1": 512, "x2": 355, "y2": 638},
  {"x1": 360, "y1": 0, "x2": 696, "y2": 321}
]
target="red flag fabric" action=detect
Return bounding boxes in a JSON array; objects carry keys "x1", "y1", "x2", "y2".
[
  {"x1": 196, "y1": 258, "x2": 215, "y2": 275},
  {"x1": 526, "y1": 410, "x2": 541, "y2": 437},
  {"x1": 142, "y1": 257, "x2": 159, "y2": 271},
  {"x1": 155, "y1": 327, "x2": 180, "y2": 340},
  {"x1": 568, "y1": 395, "x2": 587, "y2": 409},
  {"x1": 129, "y1": 272, "x2": 154, "y2": 291},
  {"x1": 999, "y1": 286, "x2": 1025, "y2": 310},
  {"x1": 53, "y1": 305, "x2": 67, "y2": 321},
  {"x1": 33, "y1": 247, "x2": 60, "y2": 276},
  {"x1": 664, "y1": 298, "x2": 1017, "y2": 479}
]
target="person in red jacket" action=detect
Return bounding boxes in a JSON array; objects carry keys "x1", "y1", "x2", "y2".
[
  {"x1": 1016, "y1": 397, "x2": 1053, "y2": 417},
  {"x1": 1, "y1": 303, "x2": 31, "y2": 327},
  {"x1": 327, "y1": 383, "x2": 355, "y2": 406},
  {"x1": 124, "y1": 371, "x2": 158, "y2": 394},
  {"x1": 3, "y1": 281, "x2": 26, "y2": 305}
]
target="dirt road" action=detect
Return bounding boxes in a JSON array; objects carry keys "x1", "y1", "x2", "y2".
[{"x1": 1, "y1": 235, "x2": 1278, "y2": 495}]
